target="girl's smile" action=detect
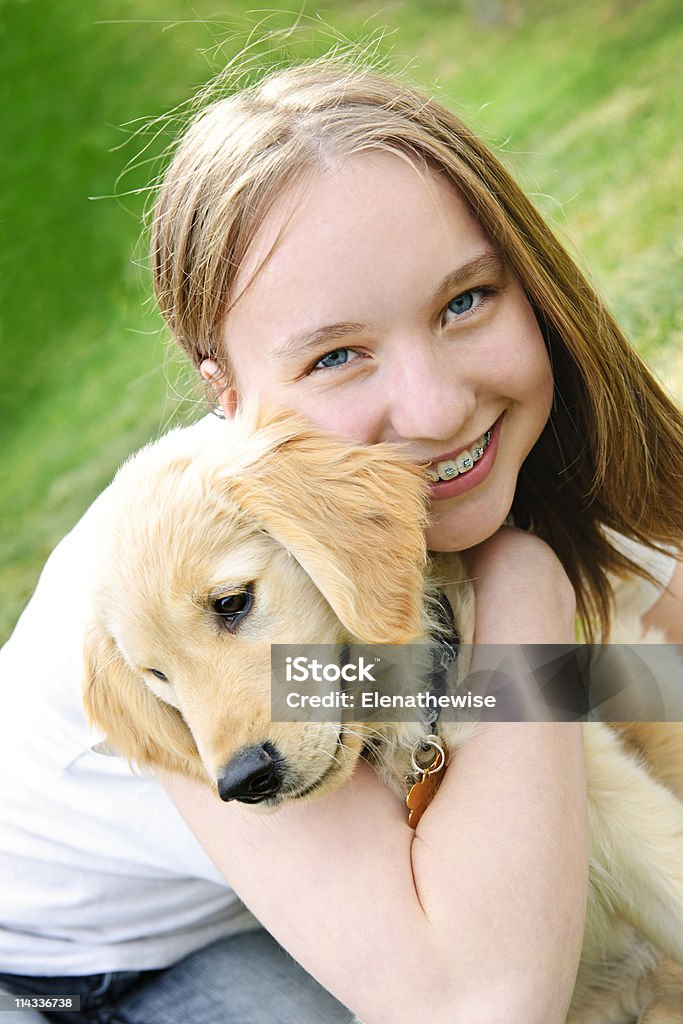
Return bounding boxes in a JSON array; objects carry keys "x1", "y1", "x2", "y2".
[
  {"x1": 219, "y1": 151, "x2": 554, "y2": 551},
  {"x1": 426, "y1": 412, "x2": 500, "y2": 500}
]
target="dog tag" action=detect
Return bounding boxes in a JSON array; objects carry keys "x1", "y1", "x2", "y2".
[{"x1": 406, "y1": 744, "x2": 449, "y2": 829}]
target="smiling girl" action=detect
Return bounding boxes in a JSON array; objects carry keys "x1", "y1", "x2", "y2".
[
  {"x1": 202, "y1": 151, "x2": 553, "y2": 555},
  {"x1": 1, "y1": 58, "x2": 682, "y2": 1024}
]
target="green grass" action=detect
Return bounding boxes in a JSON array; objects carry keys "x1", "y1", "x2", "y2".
[{"x1": 1, "y1": 0, "x2": 681, "y2": 642}]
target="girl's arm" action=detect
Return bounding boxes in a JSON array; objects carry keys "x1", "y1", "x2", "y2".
[{"x1": 162, "y1": 529, "x2": 587, "y2": 1024}]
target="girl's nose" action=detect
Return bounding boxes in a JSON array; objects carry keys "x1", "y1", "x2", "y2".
[{"x1": 380, "y1": 343, "x2": 477, "y2": 446}]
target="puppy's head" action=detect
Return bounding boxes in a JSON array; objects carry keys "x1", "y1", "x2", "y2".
[{"x1": 83, "y1": 409, "x2": 431, "y2": 807}]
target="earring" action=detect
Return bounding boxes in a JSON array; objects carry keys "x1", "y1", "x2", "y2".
[{"x1": 199, "y1": 359, "x2": 221, "y2": 384}]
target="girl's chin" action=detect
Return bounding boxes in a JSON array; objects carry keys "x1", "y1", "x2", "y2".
[
  {"x1": 426, "y1": 493, "x2": 513, "y2": 552},
  {"x1": 427, "y1": 525, "x2": 494, "y2": 553}
]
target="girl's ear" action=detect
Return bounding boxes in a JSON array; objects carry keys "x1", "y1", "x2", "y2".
[
  {"x1": 200, "y1": 359, "x2": 238, "y2": 420},
  {"x1": 228, "y1": 419, "x2": 430, "y2": 642},
  {"x1": 82, "y1": 625, "x2": 204, "y2": 780}
]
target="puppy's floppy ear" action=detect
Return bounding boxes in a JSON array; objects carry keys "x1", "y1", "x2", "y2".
[
  {"x1": 229, "y1": 417, "x2": 429, "y2": 642},
  {"x1": 82, "y1": 624, "x2": 204, "y2": 781}
]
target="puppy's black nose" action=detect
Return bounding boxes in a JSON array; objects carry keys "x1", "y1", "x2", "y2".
[{"x1": 217, "y1": 744, "x2": 281, "y2": 803}]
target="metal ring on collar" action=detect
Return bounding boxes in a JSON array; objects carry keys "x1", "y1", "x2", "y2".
[{"x1": 411, "y1": 735, "x2": 446, "y2": 774}]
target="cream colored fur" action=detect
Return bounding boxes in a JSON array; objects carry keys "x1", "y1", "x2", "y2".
[{"x1": 83, "y1": 410, "x2": 683, "y2": 1023}]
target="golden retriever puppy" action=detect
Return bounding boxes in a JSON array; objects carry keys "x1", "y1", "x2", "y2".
[{"x1": 83, "y1": 409, "x2": 683, "y2": 1024}]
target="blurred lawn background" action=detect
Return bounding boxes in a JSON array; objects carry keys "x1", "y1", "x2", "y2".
[{"x1": 1, "y1": 0, "x2": 682, "y2": 643}]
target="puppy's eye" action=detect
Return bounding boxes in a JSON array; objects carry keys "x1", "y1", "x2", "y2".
[
  {"x1": 212, "y1": 585, "x2": 254, "y2": 629},
  {"x1": 148, "y1": 669, "x2": 168, "y2": 682}
]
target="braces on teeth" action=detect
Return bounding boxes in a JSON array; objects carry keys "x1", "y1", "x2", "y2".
[{"x1": 427, "y1": 430, "x2": 492, "y2": 483}]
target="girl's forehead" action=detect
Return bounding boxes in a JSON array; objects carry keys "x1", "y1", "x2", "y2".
[{"x1": 228, "y1": 149, "x2": 488, "y2": 316}]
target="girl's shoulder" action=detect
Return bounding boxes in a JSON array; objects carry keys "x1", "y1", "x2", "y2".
[{"x1": 603, "y1": 527, "x2": 679, "y2": 620}]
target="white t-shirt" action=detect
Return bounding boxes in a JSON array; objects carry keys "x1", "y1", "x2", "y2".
[
  {"x1": 0, "y1": 416, "x2": 677, "y2": 976},
  {"x1": 603, "y1": 525, "x2": 679, "y2": 621}
]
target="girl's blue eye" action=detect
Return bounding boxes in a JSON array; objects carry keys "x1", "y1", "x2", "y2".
[
  {"x1": 315, "y1": 348, "x2": 352, "y2": 369},
  {"x1": 445, "y1": 288, "x2": 485, "y2": 319}
]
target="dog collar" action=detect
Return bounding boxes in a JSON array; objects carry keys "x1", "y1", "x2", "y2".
[{"x1": 424, "y1": 589, "x2": 459, "y2": 729}]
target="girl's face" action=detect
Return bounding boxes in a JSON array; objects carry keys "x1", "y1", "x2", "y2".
[{"x1": 219, "y1": 152, "x2": 553, "y2": 551}]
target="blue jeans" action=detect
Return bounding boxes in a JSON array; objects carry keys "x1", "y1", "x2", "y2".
[{"x1": 0, "y1": 930, "x2": 355, "y2": 1023}]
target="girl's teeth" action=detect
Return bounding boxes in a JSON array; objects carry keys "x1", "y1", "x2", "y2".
[
  {"x1": 435, "y1": 459, "x2": 458, "y2": 479},
  {"x1": 471, "y1": 433, "x2": 488, "y2": 460},
  {"x1": 430, "y1": 428, "x2": 493, "y2": 482},
  {"x1": 455, "y1": 449, "x2": 474, "y2": 473}
]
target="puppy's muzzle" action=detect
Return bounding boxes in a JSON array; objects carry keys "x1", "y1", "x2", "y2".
[{"x1": 217, "y1": 743, "x2": 282, "y2": 803}]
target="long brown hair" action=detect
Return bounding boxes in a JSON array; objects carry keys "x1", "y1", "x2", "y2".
[{"x1": 151, "y1": 59, "x2": 682, "y2": 640}]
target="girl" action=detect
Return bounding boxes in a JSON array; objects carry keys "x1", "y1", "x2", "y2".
[{"x1": 1, "y1": 58, "x2": 681, "y2": 1024}]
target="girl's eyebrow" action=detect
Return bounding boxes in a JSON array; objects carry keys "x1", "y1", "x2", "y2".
[
  {"x1": 430, "y1": 250, "x2": 507, "y2": 305},
  {"x1": 273, "y1": 249, "x2": 506, "y2": 360},
  {"x1": 274, "y1": 321, "x2": 368, "y2": 361}
]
